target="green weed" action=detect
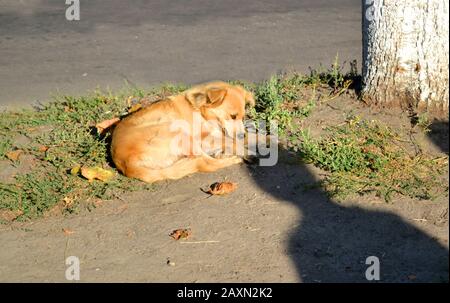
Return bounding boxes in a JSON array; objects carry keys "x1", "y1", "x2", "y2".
[
  {"x1": 0, "y1": 89, "x2": 159, "y2": 220},
  {"x1": 298, "y1": 117, "x2": 448, "y2": 201}
]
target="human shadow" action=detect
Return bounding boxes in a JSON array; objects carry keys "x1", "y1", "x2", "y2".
[{"x1": 248, "y1": 149, "x2": 449, "y2": 282}]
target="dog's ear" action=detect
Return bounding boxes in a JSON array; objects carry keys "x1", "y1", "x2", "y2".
[
  {"x1": 206, "y1": 88, "x2": 227, "y2": 107},
  {"x1": 185, "y1": 86, "x2": 227, "y2": 109},
  {"x1": 185, "y1": 90, "x2": 208, "y2": 109}
]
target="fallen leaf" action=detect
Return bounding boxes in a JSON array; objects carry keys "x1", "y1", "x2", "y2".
[
  {"x1": 81, "y1": 166, "x2": 115, "y2": 182},
  {"x1": 170, "y1": 228, "x2": 192, "y2": 240},
  {"x1": 6, "y1": 150, "x2": 23, "y2": 161},
  {"x1": 95, "y1": 117, "x2": 120, "y2": 135},
  {"x1": 62, "y1": 228, "x2": 75, "y2": 235},
  {"x1": 126, "y1": 96, "x2": 138, "y2": 106},
  {"x1": 70, "y1": 165, "x2": 81, "y2": 176},
  {"x1": 204, "y1": 182, "x2": 238, "y2": 196},
  {"x1": 128, "y1": 103, "x2": 142, "y2": 113},
  {"x1": 38, "y1": 145, "x2": 49, "y2": 152},
  {"x1": 63, "y1": 197, "x2": 74, "y2": 208}
]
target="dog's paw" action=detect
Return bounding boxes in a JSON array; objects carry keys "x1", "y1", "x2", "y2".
[{"x1": 231, "y1": 156, "x2": 244, "y2": 164}]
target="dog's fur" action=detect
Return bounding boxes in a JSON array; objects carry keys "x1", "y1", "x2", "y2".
[{"x1": 111, "y1": 81, "x2": 255, "y2": 183}]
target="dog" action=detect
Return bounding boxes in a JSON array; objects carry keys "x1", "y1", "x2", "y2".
[{"x1": 111, "y1": 81, "x2": 255, "y2": 183}]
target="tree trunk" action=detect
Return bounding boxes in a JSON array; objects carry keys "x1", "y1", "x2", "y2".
[{"x1": 362, "y1": 0, "x2": 449, "y2": 114}]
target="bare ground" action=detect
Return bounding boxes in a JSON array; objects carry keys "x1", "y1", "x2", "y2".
[{"x1": 0, "y1": 94, "x2": 448, "y2": 282}]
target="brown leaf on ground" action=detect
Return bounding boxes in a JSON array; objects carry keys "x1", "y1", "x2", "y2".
[
  {"x1": 62, "y1": 228, "x2": 75, "y2": 236},
  {"x1": 38, "y1": 145, "x2": 49, "y2": 152},
  {"x1": 64, "y1": 106, "x2": 74, "y2": 113},
  {"x1": 204, "y1": 182, "x2": 238, "y2": 196},
  {"x1": 81, "y1": 166, "x2": 115, "y2": 182},
  {"x1": 95, "y1": 117, "x2": 120, "y2": 135},
  {"x1": 6, "y1": 150, "x2": 23, "y2": 161},
  {"x1": 126, "y1": 96, "x2": 139, "y2": 106},
  {"x1": 170, "y1": 228, "x2": 192, "y2": 240},
  {"x1": 63, "y1": 197, "x2": 74, "y2": 208},
  {"x1": 70, "y1": 165, "x2": 81, "y2": 176},
  {"x1": 128, "y1": 103, "x2": 142, "y2": 113}
]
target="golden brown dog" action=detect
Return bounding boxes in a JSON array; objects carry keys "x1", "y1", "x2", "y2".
[{"x1": 111, "y1": 81, "x2": 255, "y2": 183}]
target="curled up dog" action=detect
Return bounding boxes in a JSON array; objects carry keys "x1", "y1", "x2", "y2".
[{"x1": 110, "y1": 81, "x2": 256, "y2": 183}]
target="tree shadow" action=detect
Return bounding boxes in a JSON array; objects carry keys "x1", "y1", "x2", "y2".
[{"x1": 248, "y1": 149, "x2": 449, "y2": 282}]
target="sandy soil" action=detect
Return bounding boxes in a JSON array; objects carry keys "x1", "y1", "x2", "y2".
[{"x1": 0, "y1": 95, "x2": 448, "y2": 282}]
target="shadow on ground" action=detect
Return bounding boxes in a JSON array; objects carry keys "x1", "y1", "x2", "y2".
[
  {"x1": 248, "y1": 148, "x2": 449, "y2": 282},
  {"x1": 428, "y1": 120, "x2": 449, "y2": 154}
]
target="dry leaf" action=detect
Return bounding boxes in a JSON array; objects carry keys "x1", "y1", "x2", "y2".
[
  {"x1": 126, "y1": 96, "x2": 138, "y2": 106},
  {"x1": 6, "y1": 150, "x2": 23, "y2": 161},
  {"x1": 81, "y1": 166, "x2": 115, "y2": 182},
  {"x1": 64, "y1": 106, "x2": 74, "y2": 113},
  {"x1": 205, "y1": 182, "x2": 238, "y2": 196},
  {"x1": 70, "y1": 165, "x2": 81, "y2": 176},
  {"x1": 38, "y1": 145, "x2": 49, "y2": 152},
  {"x1": 62, "y1": 228, "x2": 75, "y2": 235},
  {"x1": 128, "y1": 103, "x2": 142, "y2": 113},
  {"x1": 95, "y1": 117, "x2": 120, "y2": 135},
  {"x1": 63, "y1": 197, "x2": 74, "y2": 208},
  {"x1": 170, "y1": 228, "x2": 192, "y2": 240}
]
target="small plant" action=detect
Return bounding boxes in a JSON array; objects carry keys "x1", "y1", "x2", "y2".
[
  {"x1": 249, "y1": 74, "x2": 318, "y2": 135},
  {"x1": 248, "y1": 58, "x2": 352, "y2": 135},
  {"x1": 298, "y1": 117, "x2": 448, "y2": 201},
  {"x1": 416, "y1": 113, "x2": 432, "y2": 133},
  {"x1": 0, "y1": 135, "x2": 12, "y2": 159}
]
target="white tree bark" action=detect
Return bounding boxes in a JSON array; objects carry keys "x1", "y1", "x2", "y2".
[{"x1": 362, "y1": 0, "x2": 449, "y2": 113}]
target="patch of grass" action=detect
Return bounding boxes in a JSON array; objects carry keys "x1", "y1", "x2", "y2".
[
  {"x1": 248, "y1": 57, "x2": 352, "y2": 135},
  {"x1": 298, "y1": 116, "x2": 448, "y2": 201},
  {"x1": 247, "y1": 73, "x2": 318, "y2": 135},
  {"x1": 248, "y1": 75, "x2": 301, "y2": 135},
  {"x1": 0, "y1": 135, "x2": 12, "y2": 159},
  {"x1": 0, "y1": 89, "x2": 160, "y2": 220}
]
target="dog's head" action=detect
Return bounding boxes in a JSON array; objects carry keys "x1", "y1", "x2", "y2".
[{"x1": 185, "y1": 82, "x2": 255, "y2": 138}]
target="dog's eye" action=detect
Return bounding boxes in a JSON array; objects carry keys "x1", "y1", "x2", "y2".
[{"x1": 230, "y1": 114, "x2": 237, "y2": 120}]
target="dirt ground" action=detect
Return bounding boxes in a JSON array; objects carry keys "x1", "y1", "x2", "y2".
[{"x1": 0, "y1": 94, "x2": 448, "y2": 282}]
